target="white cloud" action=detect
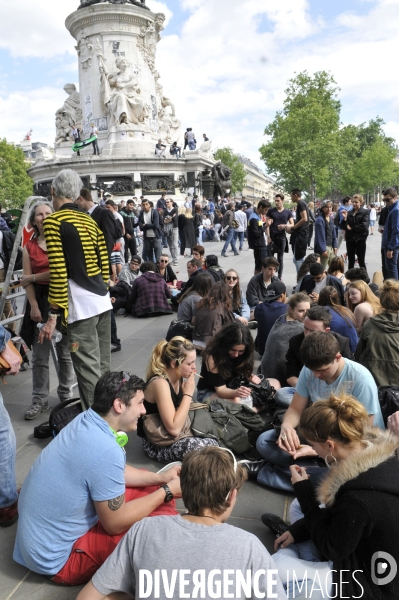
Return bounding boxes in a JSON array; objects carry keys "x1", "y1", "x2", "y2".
[{"x1": 0, "y1": 0, "x2": 398, "y2": 167}]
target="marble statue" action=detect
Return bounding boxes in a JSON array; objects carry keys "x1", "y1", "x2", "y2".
[
  {"x1": 212, "y1": 161, "x2": 232, "y2": 198},
  {"x1": 79, "y1": 0, "x2": 147, "y2": 8},
  {"x1": 76, "y1": 35, "x2": 93, "y2": 70},
  {"x1": 199, "y1": 139, "x2": 213, "y2": 159},
  {"x1": 137, "y1": 14, "x2": 165, "y2": 73},
  {"x1": 55, "y1": 84, "x2": 82, "y2": 144},
  {"x1": 97, "y1": 51, "x2": 148, "y2": 127}
]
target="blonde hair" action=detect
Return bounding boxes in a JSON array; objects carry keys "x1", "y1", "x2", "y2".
[
  {"x1": 380, "y1": 279, "x2": 399, "y2": 311},
  {"x1": 146, "y1": 337, "x2": 195, "y2": 380},
  {"x1": 352, "y1": 194, "x2": 364, "y2": 204},
  {"x1": 184, "y1": 208, "x2": 194, "y2": 219},
  {"x1": 347, "y1": 280, "x2": 381, "y2": 315},
  {"x1": 299, "y1": 393, "x2": 368, "y2": 446}
]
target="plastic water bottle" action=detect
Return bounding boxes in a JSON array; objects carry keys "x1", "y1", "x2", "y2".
[{"x1": 37, "y1": 323, "x2": 63, "y2": 343}]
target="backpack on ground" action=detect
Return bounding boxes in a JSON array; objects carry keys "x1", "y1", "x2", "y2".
[
  {"x1": 378, "y1": 386, "x2": 399, "y2": 427},
  {"x1": 33, "y1": 398, "x2": 83, "y2": 439}
]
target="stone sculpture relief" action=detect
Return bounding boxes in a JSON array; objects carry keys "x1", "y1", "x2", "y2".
[
  {"x1": 96, "y1": 42, "x2": 148, "y2": 127},
  {"x1": 76, "y1": 35, "x2": 93, "y2": 70},
  {"x1": 198, "y1": 139, "x2": 213, "y2": 159},
  {"x1": 55, "y1": 84, "x2": 83, "y2": 145},
  {"x1": 137, "y1": 14, "x2": 165, "y2": 74},
  {"x1": 212, "y1": 161, "x2": 232, "y2": 198}
]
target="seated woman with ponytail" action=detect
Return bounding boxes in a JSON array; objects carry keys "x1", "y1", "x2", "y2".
[
  {"x1": 268, "y1": 394, "x2": 399, "y2": 600},
  {"x1": 139, "y1": 337, "x2": 218, "y2": 463}
]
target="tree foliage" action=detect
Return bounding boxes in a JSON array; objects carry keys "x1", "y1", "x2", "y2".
[
  {"x1": 259, "y1": 72, "x2": 399, "y2": 199},
  {"x1": 0, "y1": 139, "x2": 33, "y2": 208},
  {"x1": 259, "y1": 71, "x2": 341, "y2": 197},
  {"x1": 214, "y1": 147, "x2": 247, "y2": 194}
]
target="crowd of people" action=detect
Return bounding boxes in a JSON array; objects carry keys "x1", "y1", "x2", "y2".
[{"x1": 1, "y1": 172, "x2": 399, "y2": 599}]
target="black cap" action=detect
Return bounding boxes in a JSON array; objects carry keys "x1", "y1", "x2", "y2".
[{"x1": 264, "y1": 280, "x2": 286, "y2": 302}]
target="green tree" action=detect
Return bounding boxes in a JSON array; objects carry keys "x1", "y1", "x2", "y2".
[
  {"x1": 214, "y1": 147, "x2": 247, "y2": 194},
  {"x1": 259, "y1": 71, "x2": 341, "y2": 199},
  {"x1": 0, "y1": 139, "x2": 33, "y2": 208}
]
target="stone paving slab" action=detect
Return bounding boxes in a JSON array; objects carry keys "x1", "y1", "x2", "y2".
[{"x1": 0, "y1": 232, "x2": 383, "y2": 600}]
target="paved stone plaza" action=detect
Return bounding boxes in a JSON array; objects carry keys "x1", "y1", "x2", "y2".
[{"x1": 0, "y1": 233, "x2": 384, "y2": 600}]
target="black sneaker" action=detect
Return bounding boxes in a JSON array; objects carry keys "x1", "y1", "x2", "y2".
[
  {"x1": 261, "y1": 513, "x2": 290, "y2": 537},
  {"x1": 238, "y1": 459, "x2": 266, "y2": 480},
  {"x1": 247, "y1": 321, "x2": 258, "y2": 330},
  {"x1": 261, "y1": 513, "x2": 289, "y2": 537}
]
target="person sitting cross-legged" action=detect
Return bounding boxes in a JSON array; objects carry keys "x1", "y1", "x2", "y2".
[
  {"x1": 298, "y1": 261, "x2": 345, "y2": 305},
  {"x1": 255, "y1": 331, "x2": 384, "y2": 492},
  {"x1": 76, "y1": 446, "x2": 286, "y2": 600},
  {"x1": 127, "y1": 261, "x2": 172, "y2": 318},
  {"x1": 13, "y1": 372, "x2": 181, "y2": 586}
]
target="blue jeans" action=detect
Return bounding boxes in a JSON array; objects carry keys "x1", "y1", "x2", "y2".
[
  {"x1": 0, "y1": 394, "x2": 18, "y2": 508},
  {"x1": 222, "y1": 227, "x2": 238, "y2": 254},
  {"x1": 188, "y1": 141, "x2": 196, "y2": 150},
  {"x1": 256, "y1": 429, "x2": 327, "y2": 492},
  {"x1": 234, "y1": 231, "x2": 244, "y2": 250},
  {"x1": 384, "y1": 247, "x2": 399, "y2": 280},
  {"x1": 275, "y1": 387, "x2": 295, "y2": 408}
]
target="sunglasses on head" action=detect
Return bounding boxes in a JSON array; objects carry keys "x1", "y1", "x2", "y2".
[
  {"x1": 115, "y1": 371, "x2": 130, "y2": 397},
  {"x1": 225, "y1": 276, "x2": 238, "y2": 281}
]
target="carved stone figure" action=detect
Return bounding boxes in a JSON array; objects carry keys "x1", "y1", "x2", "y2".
[
  {"x1": 199, "y1": 139, "x2": 213, "y2": 158},
  {"x1": 158, "y1": 109, "x2": 181, "y2": 144},
  {"x1": 212, "y1": 161, "x2": 232, "y2": 199},
  {"x1": 96, "y1": 52, "x2": 148, "y2": 127},
  {"x1": 56, "y1": 84, "x2": 82, "y2": 128},
  {"x1": 178, "y1": 175, "x2": 187, "y2": 193},
  {"x1": 137, "y1": 14, "x2": 165, "y2": 73},
  {"x1": 76, "y1": 36, "x2": 93, "y2": 70}
]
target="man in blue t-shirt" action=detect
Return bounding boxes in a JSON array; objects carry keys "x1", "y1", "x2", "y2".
[
  {"x1": 256, "y1": 331, "x2": 383, "y2": 491},
  {"x1": 14, "y1": 372, "x2": 181, "y2": 586}
]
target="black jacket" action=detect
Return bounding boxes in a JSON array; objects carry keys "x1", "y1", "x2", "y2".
[
  {"x1": 91, "y1": 206, "x2": 119, "y2": 259},
  {"x1": 289, "y1": 429, "x2": 399, "y2": 600},
  {"x1": 286, "y1": 330, "x2": 352, "y2": 381},
  {"x1": 246, "y1": 273, "x2": 278, "y2": 307},
  {"x1": 247, "y1": 212, "x2": 266, "y2": 249},
  {"x1": 341, "y1": 207, "x2": 369, "y2": 242},
  {"x1": 1, "y1": 230, "x2": 22, "y2": 271},
  {"x1": 138, "y1": 209, "x2": 161, "y2": 239},
  {"x1": 299, "y1": 274, "x2": 345, "y2": 305}
]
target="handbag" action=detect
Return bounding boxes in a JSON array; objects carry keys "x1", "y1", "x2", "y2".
[
  {"x1": 166, "y1": 319, "x2": 194, "y2": 342},
  {"x1": 231, "y1": 219, "x2": 240, "y2": 229},
  {"x1": 0, "y1": 340, "x2": 23, "y2": 379},
  {"x1": 143, "y1": 412, "x2": 193, "y2": 447}
]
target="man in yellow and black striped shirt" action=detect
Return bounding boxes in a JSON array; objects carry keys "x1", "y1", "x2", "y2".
[{"x1": 39, "y1": 169, "x2": 112, "y2": 409}]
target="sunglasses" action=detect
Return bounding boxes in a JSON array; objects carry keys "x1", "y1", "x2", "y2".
[
  {"x1": 160, "y1": 259, "x2": 169, "y2": 263},
  {"x1": 115, "y1": 371, "x2": 130, "y2": 397},
  {"x1": 225, "y1": 276, "x2": 238, "y2": 281}
]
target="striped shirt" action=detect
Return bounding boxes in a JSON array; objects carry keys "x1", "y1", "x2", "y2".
[{"x1": 43, "y1": 204, "x2": 109, "y2": 322}]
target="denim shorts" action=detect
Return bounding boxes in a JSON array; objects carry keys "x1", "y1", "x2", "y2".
[{"x1": 196, "y1": 389, "x2": 215, "y2": 403}]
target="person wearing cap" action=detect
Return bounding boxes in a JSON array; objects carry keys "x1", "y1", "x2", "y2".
[
  {"x1": 89, "y1": 122, "x2": 100, "y2": 155},
  {"x1": 299, "y1": 262, "x2": 345, "y2": 305},
  {"x1": 118, "y1": 256, "x2": 142, "y2": 286},
  {"x1": 314, "y1": 200, "x2": 337, "y2": 269},
  {"x1": 253, "y1": 280, "x2": 288, "y2": 355},
  {"x1": 381, "y1": 187, "x2": 399, "y2": 280}
]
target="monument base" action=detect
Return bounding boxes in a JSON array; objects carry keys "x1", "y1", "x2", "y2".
[{"x1": 28, "y1": 151, "x2": 214, "y2": 202}]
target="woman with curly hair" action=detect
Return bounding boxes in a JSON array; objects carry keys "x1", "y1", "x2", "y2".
[
  {"x1": 197, "y1": 322, "x2": 280, "y2": 409},
  {"x1": 192, "y1": 281, "x2": 235, "y2": 347},
  {"x1": 347, "y1": 280, "x2": 381, "y2": 331},
  {"x1": 138, "y1": 336, "x2": 218, "y2": 463}
]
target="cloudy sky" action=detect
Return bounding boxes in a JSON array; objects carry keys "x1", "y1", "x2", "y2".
[{"x1": 0, "y1": 0, "x2": 398, "y2": 168}]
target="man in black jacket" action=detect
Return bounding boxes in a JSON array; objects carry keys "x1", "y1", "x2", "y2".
[
  {"x1": 247, "y1": 199, "x2": 271, "y2": 274},
  {"x1": 120, "y1": 199, "x2": 137, "y2": 261},
  {"x1": 77, "y1": 189, "x2": 118, "y2": 267},
  {"x1": 299, "y1": 262, "x2": 345, "y2": 305},
  {"x1": 138, "y1": 199, "x2": 162, "y2": 262},
  {"x1": 277, "y1": 306, "x2": 352, "y2": 407}
]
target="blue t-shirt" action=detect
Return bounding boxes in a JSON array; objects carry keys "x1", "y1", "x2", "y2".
[
  {"x1": 14, "y1": 409, "x2": 126, "y2": 575},
  {"x1": 296, "y1": 359, "x2": 384, "y2": 429}
]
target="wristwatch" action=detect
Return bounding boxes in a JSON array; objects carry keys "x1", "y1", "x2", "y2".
[{"x1": 161, "y1": 483, "x2": 174, "y2": 503}]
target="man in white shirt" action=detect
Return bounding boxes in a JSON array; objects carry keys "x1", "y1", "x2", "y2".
[{"x1": 234, "y1": 205, "x2": 248, "y2": 252}]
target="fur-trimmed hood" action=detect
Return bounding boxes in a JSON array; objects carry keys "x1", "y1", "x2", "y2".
[{"x1": 317, "y1": 427, "x2": 399, "y2": 508}]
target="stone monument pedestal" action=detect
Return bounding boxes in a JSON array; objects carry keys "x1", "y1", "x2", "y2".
[{"x1": 29, "y1": 1, "x2": 214, "y2": 200}]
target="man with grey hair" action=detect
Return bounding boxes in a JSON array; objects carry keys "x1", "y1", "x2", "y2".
[{"x1": 39, "y1": 169, "x2": 112, "y2": 409}]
